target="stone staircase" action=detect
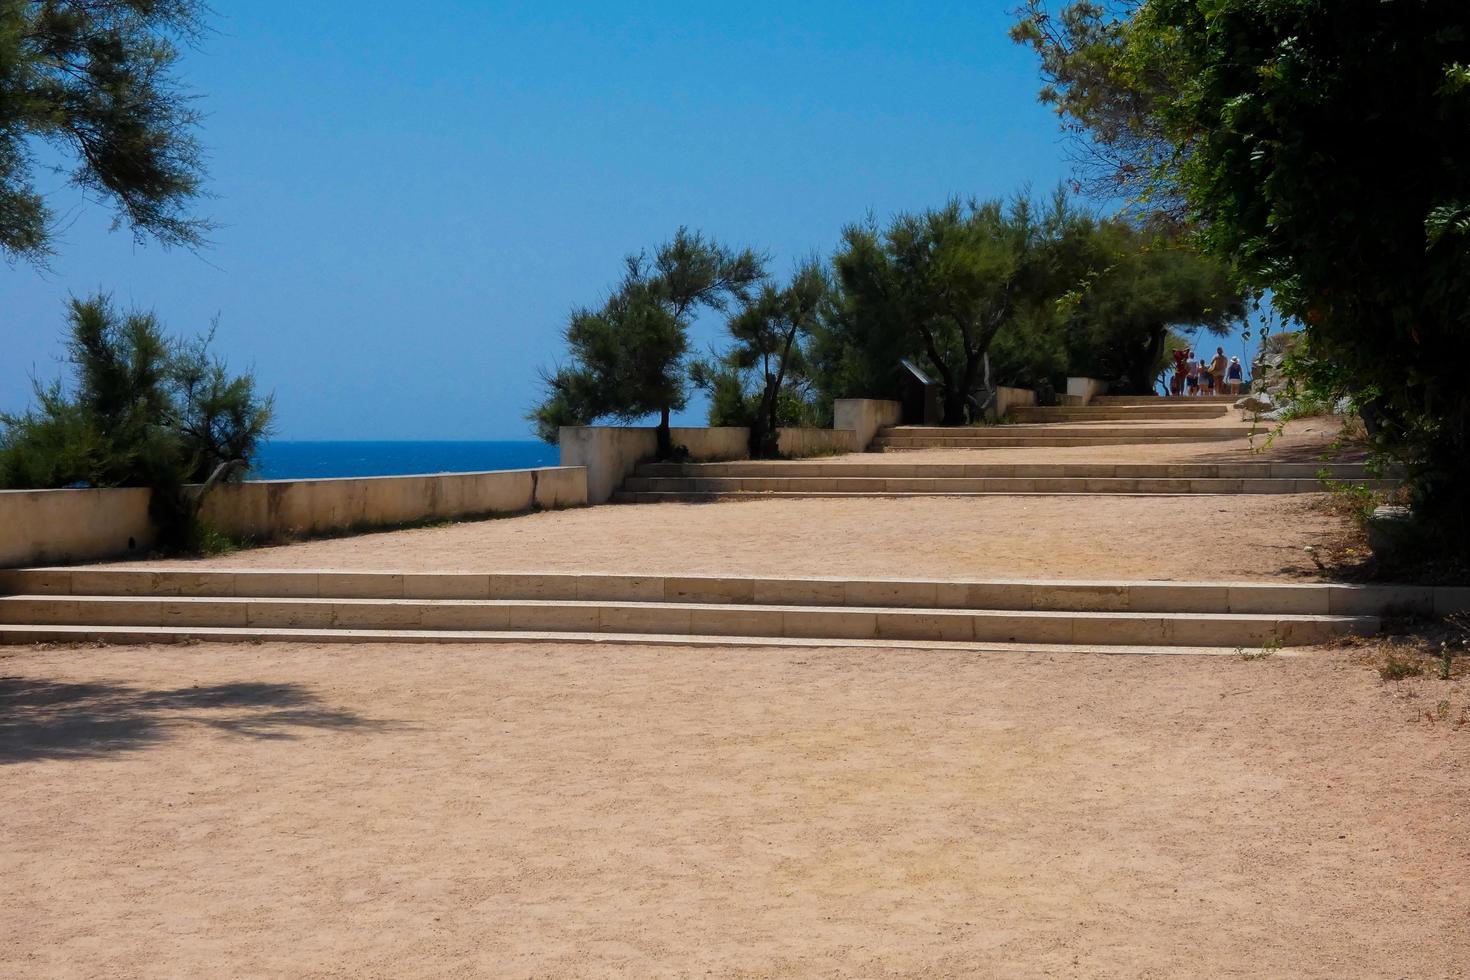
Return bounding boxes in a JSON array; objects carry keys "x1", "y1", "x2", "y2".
[
  {"x1": 872, "y1": 422, "x2": 1258, "y2": 450},
  {"x1": 613, "y1": 460, "x2": 1387, "y2": 502},
  {"x1": 1093, "y1": 394, "x2": 1242, "y2": 405},
  {"x1": 1007, "y1": 403, "x2": 1231, "y2": 423},
  {"x1": 4, "y1": 566, "x2": 1459, "y2": 652}
]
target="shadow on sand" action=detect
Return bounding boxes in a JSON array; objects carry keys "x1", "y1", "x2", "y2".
[{"x1": 0, "y1": 677, "x2": 402, "y2": 763}]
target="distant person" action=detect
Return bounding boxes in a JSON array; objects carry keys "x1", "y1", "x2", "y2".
[
  {"x1": 1210, "y1": 347, "x2": 1229, "y2": 395},
  {"x1": 1170, "y1": 347, "x2": 1191, "y2": 396},
  {"x1": 1227, "y1": 356, "x2": 1244, "y2": 394},
  {"x1": 1196, "y1": 359, "x2": 1213, "y2": 395},
  {"x1": 1186, "y1": 359, "x2": 1200, "y2": 395}
]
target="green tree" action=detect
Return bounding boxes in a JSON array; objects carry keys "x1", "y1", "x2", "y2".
[
  {"x1": 692, "y1": 260, "x2": 827, "y2": 457},
  {"x1": 1060, "y1": 218, "x2": 1243, "y2": 393},
  {"x1": 1009, "y1": 1, "x2": 1189, "y2": 218},
  {"x1": 821, "y1": 193, "x2": 1088, "y2": 424},
  {"x1": 0, "y1": 1, "x2": 211, "y2": 263},
  {"x1": 1018, "y1": 0, "x2": 1470, "y2": 549},
  {"x1": 530, "y1": 228, "x2": 764, "y2": 457},
  {"x1": 0, "y1": 295, "x2": 272, "y2": 547}
]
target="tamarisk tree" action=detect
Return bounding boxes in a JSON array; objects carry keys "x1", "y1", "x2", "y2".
[
  {"x1": 530, "y1": 228, "x2": 763, "y2": 458},
  {"x1": 1, "y1": 0, "x2": 212, "y2": 262},
  {"x1": 693, "y1": 260, "x2": 827, "y2": 457}
]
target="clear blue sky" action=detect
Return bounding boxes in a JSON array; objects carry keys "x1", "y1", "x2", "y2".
[{"x1": 0, "y1": 2, "x2": 1260, "y2": 440}]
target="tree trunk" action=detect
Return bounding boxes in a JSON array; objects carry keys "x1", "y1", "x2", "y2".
[
  {"x1": 656, "y1": 405, "x2": 673, "y2": 459},
  {"x1": 752, "y1": 327, "x2": 800, "y2": 457},
  {"x1": 1123, "y1": 324, "x2": 1168, "y2": 395},
  {"x1": 749, "y1": 376, "x2": 780, "y2": 459}
]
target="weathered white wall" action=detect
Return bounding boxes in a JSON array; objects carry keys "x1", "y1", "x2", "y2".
[
  {"x1": 0, "y1": 466, "x2": 587, "y2": 568},
  {"x1": 561, "y1": 418, "x2": 882, "y2": 504},
  {"x1": 776, "y1": 427, "x2": 857, "y2": 457},
  {"x1": 0, "y1": 488, "x2": 156, "y2": 568},
  {"x1": 834, "y1": 399, "x2": 903, "y2": 452},
  {"x1": 992, "y1": 386, "x2": 1038, "y2": 420},
  {"x1": 558, "y1": 426, "x2": 747, "y2": 504},
  {"x1": 198, "y1": 466, "x2": 586, "y2": 538},
  {"x1": 1065, "y1": 377, "x2": 1110, "y2": 405}
]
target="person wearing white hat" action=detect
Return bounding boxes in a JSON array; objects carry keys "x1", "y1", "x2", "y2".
[{"x1": 1227, "y1": 355, "x2": 1244, "y2": 394}]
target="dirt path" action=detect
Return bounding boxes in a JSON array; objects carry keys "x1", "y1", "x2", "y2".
[
  {"x1": 3, "y1": 642, "x2": 1464, "y2": 977},
  {"x1": 99, "y1": 493, "x2": 1347, "y2": 581}
]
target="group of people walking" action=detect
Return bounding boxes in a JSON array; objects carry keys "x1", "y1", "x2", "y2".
[{"x1": 1169, "y1": 345, "x2": 1244, "y2": 397}]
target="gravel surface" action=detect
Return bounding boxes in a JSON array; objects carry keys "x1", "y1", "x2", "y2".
[{"x1": 3, "y1": 641, "x2": 1464, "y2": 977}]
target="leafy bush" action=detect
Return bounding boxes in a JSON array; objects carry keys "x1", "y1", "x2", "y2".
[{"x1": 0, "y1": 295, "x2": 272, "y2": 549}]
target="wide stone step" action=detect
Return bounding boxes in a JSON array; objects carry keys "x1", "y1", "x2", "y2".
[
  {"x1": 873, "y1": 435, "x2": 1246, "y2": 449},
  {"x1": 0, "y1": 624, "x2": 1278, "y2": 656},
  {"x1": 882, "y1": 424, "x2": 1259, "y2": 438},
  {"x1": 5, "y1": 569, "x2": 1460, "y2": 616},
  {"x1": 619, "y1": 476, "x2": 1393, "y2": 495},
  {"x1": 1008, "y1": 408, "x2": 1231, "y2": 422},
  {"x1": 1092, "y1": 395, "x2": 1243, "y2": 405},
  {"x1": 634, "y1": 461, "x2": 1380, "y2": 479},
  {"x1": 0, "y1": 594, "x2": 1379, "y2": 646}
]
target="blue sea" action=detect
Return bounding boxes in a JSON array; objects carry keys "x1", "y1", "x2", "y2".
[{"x1": 248, "y1": 441, "x2": 559, "y2": 481}]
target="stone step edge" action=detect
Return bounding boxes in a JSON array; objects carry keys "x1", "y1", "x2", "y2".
[
  {"x1": 5, "y1": 573, "x2": 1461, "y2": 616},
  {"x1": 0, "y1": 593, "x2": 1386, "y2": 621},
  {"x1": 872, "y1": 438, "x2": 1249, "y2": 446},
  {"x1": 621, "y1": 482, "x2": 1388, "y2": 493},
  {"x1": 627, "y1": 477, "x2": 1390, "y2": 486},
  {"x1": 0, "y1": 624, "x2": 1291, "y2": 656},
  {"x1": 0, "y1": 595, "x2": 1385, "y2": 646},
  {"x1": 637, "y1": 470, "x2": 1381, "y2": 481},
  {"x1": 613, "y1": 491, "x2": 1334, "y2": 501}
]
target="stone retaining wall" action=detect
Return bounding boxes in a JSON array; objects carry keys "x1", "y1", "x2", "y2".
[
  {"x1": 0, "y1": 488, "x2": 156, "y2": 568},
  {"x1": 0, "y1": 466, "x2": 587, "y2": 568},
  {"x1": 561, "y1": 404, "x2": 896, "y2": 504},
  {"x1": 993, "y1": 386, "x2": 1037, "y2": 420}
]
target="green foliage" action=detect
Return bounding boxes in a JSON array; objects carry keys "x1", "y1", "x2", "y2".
[
  {"x1": 814, "y1": 191, "x2": 1090, "y2": 425},
  {"x1": 529, "y1": 228, "x2": 764, "y2": 456},
  {"x1": 0, "y1": 0, "x2": 211, "y2": 262},
  {"x1": 1056, "y1": 217, "x2": 1243, "y2": 393},
  {"x1": 1009, "y1": 1, "x2": 1190, "y2": 217},
  {"x1": 1017, "y1": 0, "x2": 1470, "y2": 553},
  {"x1": 0, "y1": 295, "x2": 272, "y2": 547},
  {"x1": 809, "y1": 190, "x2": 1238, "y2": 411},
  {"x1": 1379, "y1": 656, "x2": 1424, "y2": 682},
  {"x1": 693, "y1": 260, "x2": 827, "y2": 456},
  {"x1": 1151, "y1": 0, "x2": 1470, "y2": 548}
]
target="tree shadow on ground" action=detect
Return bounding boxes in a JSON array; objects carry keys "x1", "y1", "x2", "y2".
[
  {"x1": 0, "y1": 677, "x2": 403, "y2": 764},
  {"x1": 1193, "y1": 440, "x2": 1368, "y2": 464}
]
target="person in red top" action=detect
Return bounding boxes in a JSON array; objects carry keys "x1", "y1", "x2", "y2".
[{"x1": 1171, "y1": 347, "x2": 1192, "y2": 397}]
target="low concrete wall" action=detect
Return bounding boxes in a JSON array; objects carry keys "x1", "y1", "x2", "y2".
[
  {"x1": 777, "y1": 427, "x2": 857, "y2": 457},
  {"x1": 198, "y1": 466, "x2": 586, "y2": 539},
  {"x1": 562, "y1": 418, "x2": 879, "y2": 504},
  {"x1": 0, "y1": 488, "x2": 156, "y2": 567},
  {"x1": 834, "y1": 399, "x2": 902, "y2": 452},
  {"x1": 558, "y1": 427, "x2": 747, "y2": 504},
  {"x1": 1066, "y1": 377, "x2": 1110, "y2": 406},
  {"x1": 0, "y1": 466, "x2": 587, "y2": 568},
  {"x1": 992, "y1": 386, "x2": 1037, "y2": 420}
]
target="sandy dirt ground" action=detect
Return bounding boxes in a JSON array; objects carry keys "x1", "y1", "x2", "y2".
[
  {"x1": 3, "y1": 641, "x2": 1465, "y2": 978},
  {"x1": 818, "y1": 417, "x2": 1365, "y2": 465},
  {"x1": 89, "y1": 416, "x2": 1362, "y2": 583},
  {"x1": 105, "y1": 494, "x2": 1348, "y2": 582}
]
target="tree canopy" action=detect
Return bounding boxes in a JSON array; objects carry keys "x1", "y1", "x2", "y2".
[
  {"x1": 1016, "y1": 0, "x2": 1470, "y2": 547},
  {"x1": 0, "y1": 295, "x2": 272, "y2": 546},
  {"x1": 0, "y1": 0, "x2": 210, "y2": 263},
  {"x1": 529, "y1": 229, "x2": 764, "y2": 456},
  {"x1": 692, "y1": 260, "x2": 827, "y2": 457},
  {"x1": 818, "y1": 193, "x2": 1090, "y2": 424},
  {"x1": 1056, "y1": 217, "x2": 1242, "y2": 393}
]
